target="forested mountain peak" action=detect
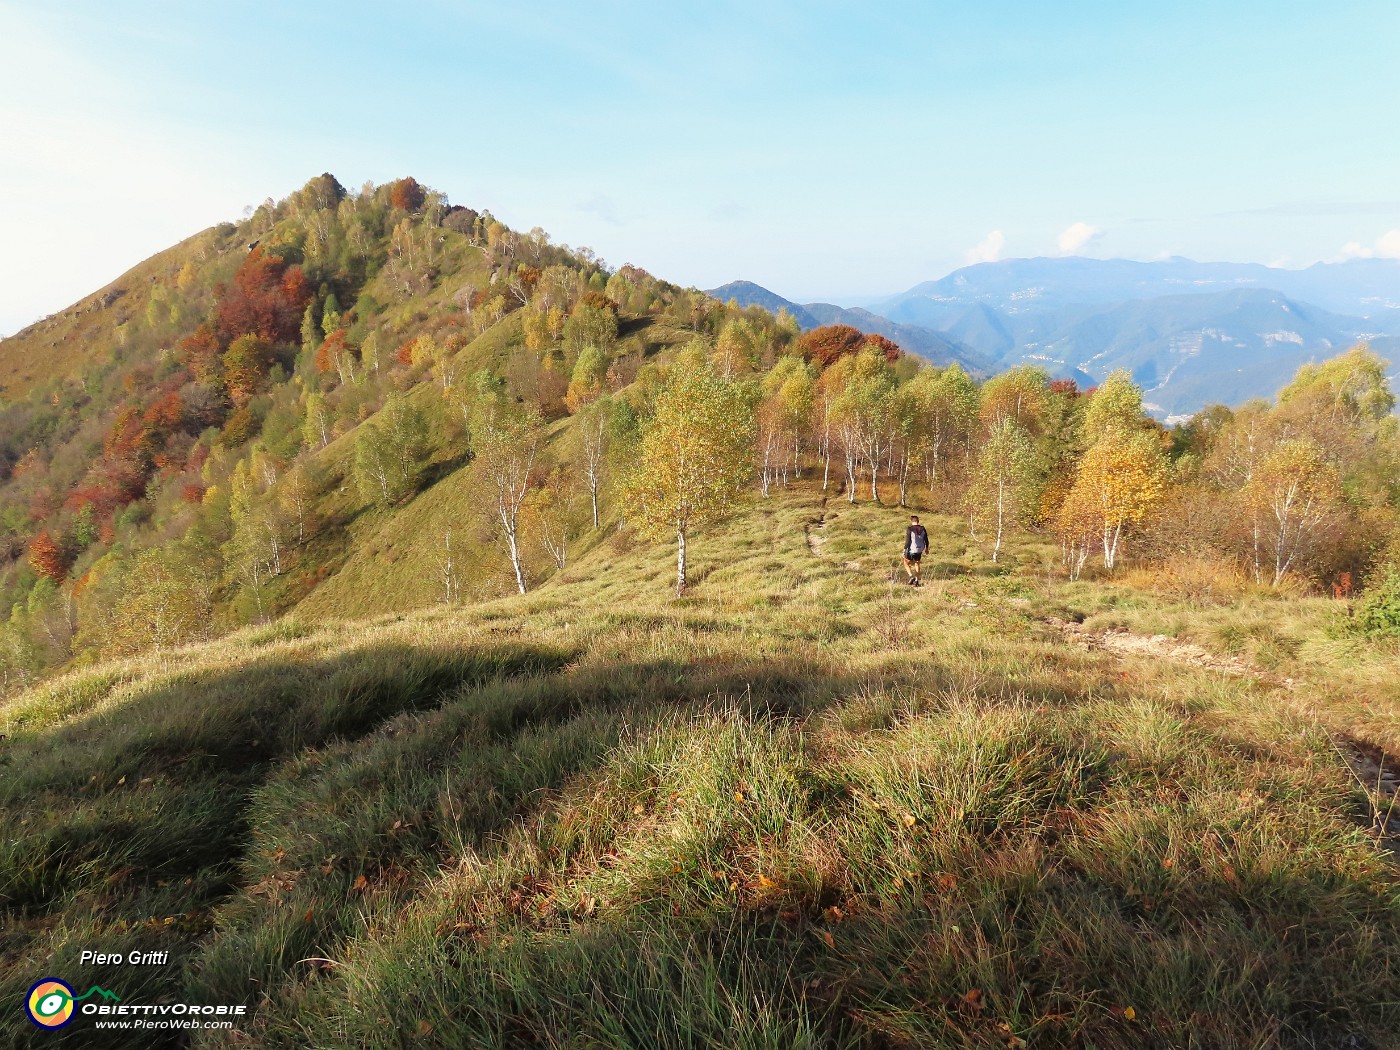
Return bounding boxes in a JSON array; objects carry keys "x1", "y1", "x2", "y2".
[
  {"x1": 0, "y1": 174, "x2": 817, "y2": 685},
  {"x1": 1, "y1": 174, "x2": 1397, "y2": 700}
]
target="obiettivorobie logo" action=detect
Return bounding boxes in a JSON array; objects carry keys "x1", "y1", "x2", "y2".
[
  {"x1": 24, "y1": 977, "x2": 247, "y2": 1031},
  {"x1": 26, "y1": 979, "x2": 120, "y2": 1029}
]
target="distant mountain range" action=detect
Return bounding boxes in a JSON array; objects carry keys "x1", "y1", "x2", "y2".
[
  {"x1": 705, "y1": 281, "x2": 993, "y2": 376},
  {"x1": 711, "y1": 258, "x2": 1400, "y2": 420}
]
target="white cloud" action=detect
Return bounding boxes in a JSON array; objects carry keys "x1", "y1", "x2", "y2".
[
  {"x1": 1337, "y1": 230, "x2": 1400, "y2": 260},
  {"x1": 1057, "y1": 221, "x2": 1104, "y2": 255},
  {"x1": 965, "y1": 229, "x2": 1004, "y2": 265}
]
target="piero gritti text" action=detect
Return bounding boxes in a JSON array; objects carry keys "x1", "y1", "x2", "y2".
[{"x1": 79, "y1": 950, "x2": 171, "y2": 966}]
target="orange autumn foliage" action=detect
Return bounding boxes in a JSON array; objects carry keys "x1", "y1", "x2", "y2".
[
  {"x1": 388, "y1": 177, "x2": 426, "y2": 212},
  {"x1": 28, "y1": 529, "x2": 70, "y2": 583},
  {"x1": 214, "y1": 248, "x2": 311, "y2": 345},
  {"x1": 795, "y1": 326, "x2": 901, "y2": 368}
]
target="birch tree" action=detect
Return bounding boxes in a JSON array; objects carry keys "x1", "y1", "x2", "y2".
[
  {"x1": 1246, "y1": 438, "x2": 1342, "y2": 586},
  {"x1": 622, "y1": 352, "x2": 756, "y2": 595},
  {"x1": 915, "y1": 363, "x2": 978, "y2": 485},
  {"x1": 970, "y1": 417, "x2": 1035, "y2": 562},
  {"x1": 471, "y1": 402, "x2": 545, "y2": 594},
  {"x1": 834, "y1": 348, "x2": 896, "y2": 502},
  {"x1": 577, "y1": 396, "x2": 610, "y2": 528},
  {"x1": 1059, "y1": 428, "x2": 1169, "y2": 571}
]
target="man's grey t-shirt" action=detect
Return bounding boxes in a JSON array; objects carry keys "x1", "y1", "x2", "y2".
[{"x1": 906, "y1": 525, "x2": 928, "y2": 555}]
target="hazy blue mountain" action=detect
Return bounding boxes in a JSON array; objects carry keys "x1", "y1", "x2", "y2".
[
  {"x1": 707, "y1": 280, "x2": 822, "y2": 329},
  {"x1": 868, "y1": 257, "x2": 1400, "y2": 322},
  {"x1": 1011, "y1": 289, "x2": 1375, "y2": 417},
  {"x1": 706, "y1": 280, "x2": 991, "y2": 373},
  {"x1": 850, "y1": 257, "x2": 1400, "y2": 419}
]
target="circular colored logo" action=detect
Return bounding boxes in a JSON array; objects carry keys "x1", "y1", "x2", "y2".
[{"x1": 27, "y1": 979, "x2": 76, "y2": 1029}]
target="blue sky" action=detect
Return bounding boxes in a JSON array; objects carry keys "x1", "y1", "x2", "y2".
[{"x1": 2, "y1": 1, "x2": 1398, "y2": 334}]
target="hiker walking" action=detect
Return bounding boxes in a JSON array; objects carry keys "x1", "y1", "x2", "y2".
[{"x1": 903, "y1": 515, "x2": 929, "y2": 586}]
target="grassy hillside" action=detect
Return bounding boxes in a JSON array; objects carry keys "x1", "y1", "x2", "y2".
[
  {"x1": 0, "y1": 173, "x2": 740, "y2": 689},
  {"x1": 4, "y1": 483, "x2": 1398, "y2": 1048},
  {"x1": 0, "y1": 227, "x2": 245, "y2": 402}
]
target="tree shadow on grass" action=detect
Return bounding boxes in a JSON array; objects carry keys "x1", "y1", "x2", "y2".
[
  {"x1": 263, "y1": 834, "x2": 1400, "y2": 1050},
  {"x1": 0, "y1": 644, "x2": 888, "y2": 1048}
]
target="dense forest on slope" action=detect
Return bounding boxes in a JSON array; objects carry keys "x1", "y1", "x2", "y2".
[
  {"x1": 2, "y1": 174, "x2": 1400, "y2": 694},
  {"x1": 0, "y1": 175, "x2": 802, "y2": 688}
]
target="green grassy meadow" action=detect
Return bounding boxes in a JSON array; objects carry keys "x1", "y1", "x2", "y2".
[{"x1": 3, "y1": 483, "x2": 1399, "y2": 1048}]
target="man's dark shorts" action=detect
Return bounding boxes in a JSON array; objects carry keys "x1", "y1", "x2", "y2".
[{"x1": 905, "y1": 552, "x2": 922, "y2": 563}]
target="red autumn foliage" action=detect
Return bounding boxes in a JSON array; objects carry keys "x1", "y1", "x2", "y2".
[
  {"x1": 180, "y1": 482, "x2": 206, "y2": 504},
  {"x1": 315, "y1": 328, "x2": 352, "y2": 374},
  {"x1": 142, "y1": 390, "x2": 186, "y2": 432},
  {"x1": 153, "y1": 448, "x2": 185, "y2": 473},
  {"x1": 67, "y1": 460, "x2": 147, "y2": 519},
  {"x1": 388, "y1": 177, "x2": 427, "y2": 213},
  {"x1": 64, "y1": 483, "x2": 115, "y2": 517},
  {"x1": 214, "y1": 248, "x2": 311, "y2": 345},
  {"x1": 578, "y1": 291, "x2": 619, "y2": 314},
  {"x1": 28, "y1": 529, "x2": 70, "y2": 583},
  {"x1": 860, "y1": 333, "x2": 903, "y2": 362},
  {"x1": 176, "y1": 322, "x2": 225, "y2": 384},
  {"x1": 1049, "y1": 378, "x2": 1081, "y2": 396},
  {"x1": 103, "y1": 406, "x2": 158, "y2": 470},
  {"x1": 395, "y1": 338, "x2": 419, "y2": 366},
  {"x1": 795, "y1": 325, "x2": 868, "y2": 368}
]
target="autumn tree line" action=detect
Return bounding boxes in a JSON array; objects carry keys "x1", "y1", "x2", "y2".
[
  {"x1": 581, "y1": 328, "x2": 1399, "y2": 601},
  {"x1": 2, "y1": 171, "x2": 1398, "y2": 694},
  {"x1": 0, "y1": 173, "x2": 766, "y2": 689}
]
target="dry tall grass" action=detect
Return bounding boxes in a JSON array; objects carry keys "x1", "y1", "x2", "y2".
[{"x1": 3, "y1": 484, "x2": 1398, "y2": 1048}]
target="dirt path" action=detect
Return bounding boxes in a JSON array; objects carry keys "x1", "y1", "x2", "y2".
[
  {"x1": 1045, "y1": 616, "x2": 1294, "y2": 687},
  {"x1": 804, "y1": 494, "x2": 834, "y2": 557}
]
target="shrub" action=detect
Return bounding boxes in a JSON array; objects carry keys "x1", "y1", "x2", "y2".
[
  {"x1": 1123, "y1": 555, "x2": 1249, "y2": 606},
  {"x1": 1352, "y1": 567, "x2": 1400, "y2": 638}
]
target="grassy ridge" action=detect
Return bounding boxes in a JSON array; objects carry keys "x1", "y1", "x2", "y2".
[{"x1": 2, "y1": 486, "x2": 1398, "y2": 1048}]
